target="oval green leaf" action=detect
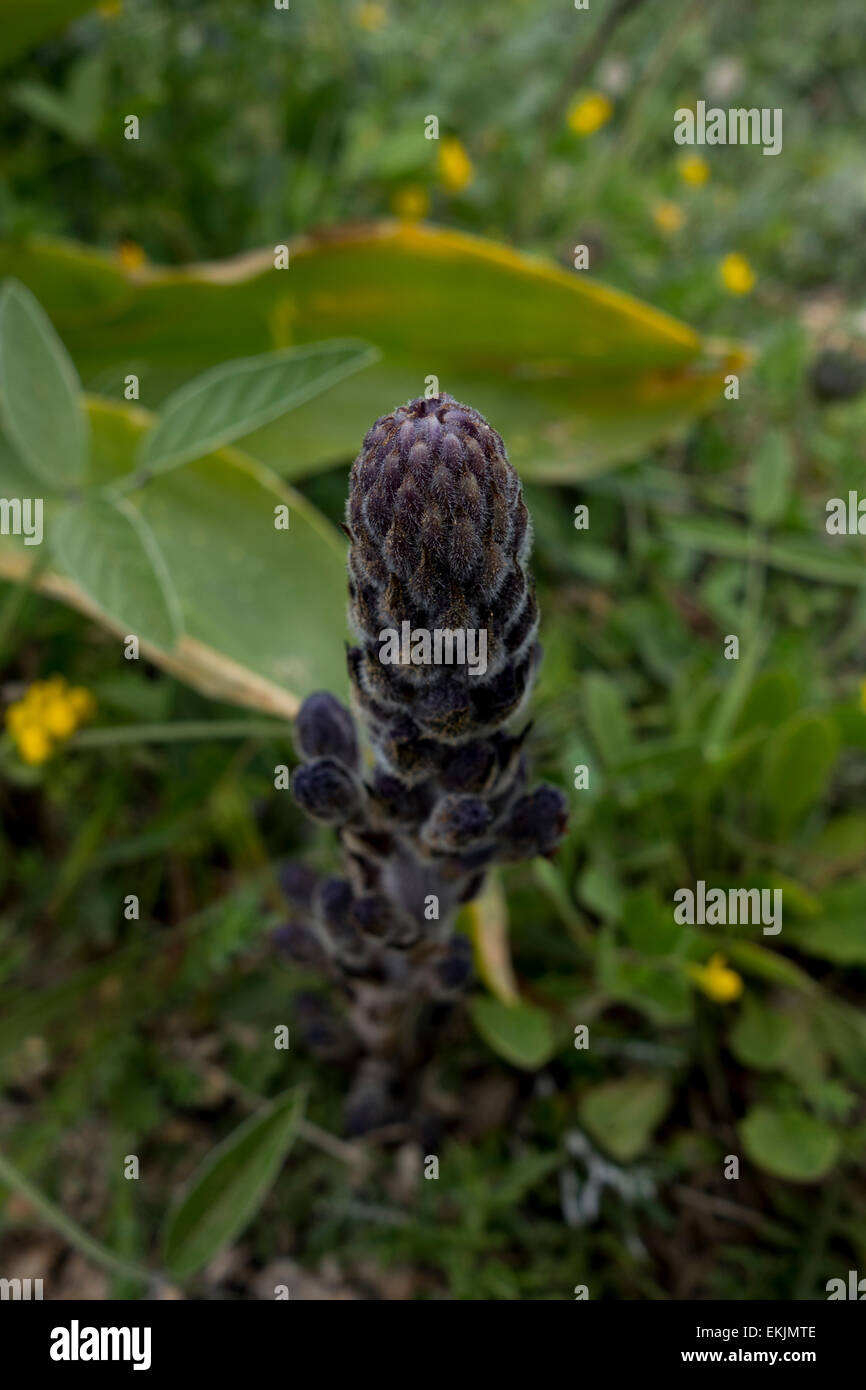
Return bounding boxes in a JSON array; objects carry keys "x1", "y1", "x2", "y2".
[
  {"x1": 578, "y1": 1074, "x2": 672, "y2": 1163},
  {"x1": 0, "y1": 278, "x2": 89, "y2": 487},
  {"x1": 163, "y1": 1087, "x2": 305, "y2": 1280},
  {"x1": 53, "y1": 493, "x2": 182, "y2": 650},
  {"x1": 139, "y1": 340, "x2": 379, "y2": 477},
  {"x1": 740, "y1": 1104, "x2": 841, "y2": 1183},
  {"x1": 470, "y1": 996, "x2": 556, "y2": 1071}
]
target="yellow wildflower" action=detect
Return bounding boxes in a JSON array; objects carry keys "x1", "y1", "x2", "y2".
[
  {"x1": 4, "y1": 677, "x2": 96, "y2": 766},
  {"x1": 118, "y1": 241, "x2": 146, "y2": 273},
  {"x1": 567, "y1": 92, "x2": 614, "y2": 137},
  {"x1": 98, "y1": 0, "x2": 122, "y2": 16},
  {"x1": 355, "y1": 3, "x2": 386, "y2": 31},
  {"x1": 16, "y1": 724, "x2": 53, "y2": 766},
  {"x1": 678, "y1": 153, "x2": 709, "y2": 186},
  {"x1": 720, "y1": 252, "x2": 755, "y2": 295},
  {"x1": 652, "y1": 200, "x2": 684, "y2": 234},
  {"x1": 391, "y1": 185, "x2": 431, "y2": 222},
  {"x1": 437, "y1": 137, "x2": 474, "y2": 194},
  {"x1": 689, "y1": 953, "x2": 744, "y2": 1004}
]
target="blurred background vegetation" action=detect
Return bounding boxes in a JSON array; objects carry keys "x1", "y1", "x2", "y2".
[{"x1": 1, "y1": 0, "x2": 866, "y2": 1300}]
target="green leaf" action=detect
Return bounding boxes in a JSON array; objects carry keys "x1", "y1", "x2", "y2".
[
  {"x1": 759, "y1": 712, "x2": 839, "y2": 836},
  {"x1": 620, "y1": 888, "x2": 685, "y2": 956},
  {"x1": 581, "y1": 672, "x2": 632, "y2": 767},
  {"x1": 469, "y1": 996, "x2": 556, "y2": 1071},
  {"x1": 719, "y1": 939, "x2": 817, "y2": 995},
  {"x1": 0, "y1": 278, "x2": 88, "y2": 487},
  {"x1": 740, "y1": 1104, "x2": 841, "y2": 1183},
  {"x1": 139, "y1": 341, "x2": 379, "y2": 478},
  {"x1": 747, "y1": 430, "x2": 793, "y2": 527},
  {"x1": 0, "y1": 228, "x2": 745, "y2": 484},
  {"x1": 664, "y1": 515, "x2": 866, "y2": 586},
  {"x1": 0, "y1": 397, "x2": 350, "y2": 713},
  {"x1": 786, "y1": 882, "x2": 866, "y2": 964},
  {"x1": 729, "y1": 995, "x2": 798, "y2": 1071},
  {"x1": 53, "y1": 494, "x2": 183, "y2": 651},
  {"x1": 163, "y1": 1087, "x2": 305, "y2": 1280},
  {"x1": 579, "y1": 1075, "x2": 672, "y2": 1163}
]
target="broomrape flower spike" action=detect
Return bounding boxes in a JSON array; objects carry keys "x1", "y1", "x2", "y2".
[{"x1": 285, "y1": 396, "x2": 568, "y2": 1133}]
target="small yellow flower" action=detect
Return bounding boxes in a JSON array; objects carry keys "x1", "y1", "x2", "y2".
[
  {"x1": 567, "y1": 92, "x2": 614, "y2": 137},
  {"x1": 652, "y1": 200, "x2": 684, "y2": 234},
  {"x1": 98, "y1": 0, "x2": 123, "y2": 16},
  {"x1": 42, "y1": 696, "x2": 78, "y2": 740},
  {"x1": 391, "y1": 185, "x2": 431, "y2": 222},
  {"x1": 720, "y1": 252, "x2": 755, "y2": 295},
  {"x1": 437, "y1": 137, "x2": 474, "y2": 194},
  {"x1": 118, "y1": 241, "x2": 146, "y2": 273},
  {"x1": 678, "y1": 153, "x2": 709, "y2": 186},
  {"x1": 355, "y1": 2, "x2": 386, "y2": 31},
  {"x1": 689, "y1": 953, "x2": 744, "y2": 1004},
  {"x1": 4, "y1": 678, "x2": 96, "y2": 765},
  {"x1": 16, "y1": 723, "x2": 53, "y2": 766}
]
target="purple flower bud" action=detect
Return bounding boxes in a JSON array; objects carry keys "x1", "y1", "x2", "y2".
[
  {"x1": 295, "y1": 691, "x2": 359, "y2": 769},
  {"x1": 499, "y1": 784, "x2": 568, "y2": 860},
  {"x1": 422, "y1": 794, "x2": 493, "y2": 852},
  {"x1": 291, "y1": 757, "x2": 362, "y2": 824}
]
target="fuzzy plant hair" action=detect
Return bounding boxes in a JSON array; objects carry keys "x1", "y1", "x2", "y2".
[{"x1": 279, "y1": 394, "x2": 568, "y2": 1134}]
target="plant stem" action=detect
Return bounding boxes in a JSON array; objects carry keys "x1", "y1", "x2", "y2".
[{"x1": 70, "y1": 718, "x2": 291, "y2": 749}]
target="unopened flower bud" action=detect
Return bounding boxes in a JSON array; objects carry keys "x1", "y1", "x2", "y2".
[
  {"x1": 295, "y1": 691, "x2": 359, "y2": 769},
  {"x1": 291, "y1": 757, "x2": 362, "y2": 824}
]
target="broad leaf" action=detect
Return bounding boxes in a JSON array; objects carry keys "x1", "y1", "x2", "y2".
[
  {"x1": 53, "y1": 493, "x2": 182, "y2": 650},
  {"x1": 0, "y1": 227, "x2": 746, "y2": 483},
  {"x1": 740, "y1": 1104, "x2": 840, "y2": 1183},
  {"x1": 470, "y1": 996, "x2": 556, "y2": 1071},
  {"x1": 578, "y1": 1074, "x2": 672, "y2": 1163},
  {"x1": 0, "y1": 397, "x2": 350, "y2": 714},
  {"x1": 0, "y1": 278, "x2": 88, "y2": 487},
  {"x1": 163, "y1": 1087, "x2": 304, "y2": 1279},
  {"x1": 759, "y1": 712, "x2": 839, "y2": 837},
  {"x1": 139, "y1": 340, "x2": 379, "y2": 477}
]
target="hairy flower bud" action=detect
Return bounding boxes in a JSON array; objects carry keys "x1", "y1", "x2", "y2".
[
  {"x1": 291, "y1": 757, "x2": 362, "y2": 824},
  {"x1": 295, "y1": 691, "x2": 359, "y2": 769},
  {"x1": 422, "y1": 793, "x2": 494, "y2": 853},
  {"x1": 346, "y1": 394, "x2": 540, "y2": 752},
  {"x1": 499, "y1": 784, "x2": 569, "y2": 861}
]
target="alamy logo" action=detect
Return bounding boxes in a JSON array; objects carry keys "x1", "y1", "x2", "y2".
[
  {"x1": 0, "y1": 497, "x2": 43, "y2": 545},
  {"x1": 50, "y1": 1320, "x2": 152, "y2": 1371},
  {"x1": 0, "y1": 1277, "x2": 43, "y2": 1299},
  {"x1": 378, "y1": 621, "x2": 487, "y2": 677},
  {"x1": 826, "y1": 492, "x2": 866, "y2": 534},
  {"x1": 674, "y1": 101, "x2": 782, "y2": 156},
  {"x1": 826, "y1": 1270, "x2": 866, "y2": 1299},
  {"x1": 673, "y1": 881, "x2": 782, "y2": 935}
]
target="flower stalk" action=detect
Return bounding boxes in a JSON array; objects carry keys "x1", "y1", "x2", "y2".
[{"x1": 283, "y1": 395, "x2": 567, "y2": 1132}]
